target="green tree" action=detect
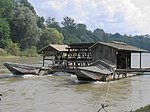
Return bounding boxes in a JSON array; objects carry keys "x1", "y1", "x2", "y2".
[
  {"x1": 50, "y1": 28, "x2": 64, "y2": 44},
  {"x1": 75, "y1": 23, "x2": 90, "y2": 42},
  {"x1": 93, "y1": 28, "x2": 106, "y2": 41},
  {"x1": 14, "y1": 0, "x2": 36, "y2": 14},
  {"x1": 76, "y1": 24, "x2": 87, "y2": 35},
  {"x1": 62, "y1": 28, "x2": 80, "y2": 44},
  {"x1": 0, "y1": 19, "x2": 11, "y2": 48},
  {"x1": 11, "y1": 5, "x2": 40, "y2": 50},
  {"x1": 6, "y1": 41, "x2": 20, "y2": 56},
  {"x1": 21, "y1": 46, "x2": 38, "y2": 57},
  {"x1": 61, "y1": 16, "x2": 76, "y2": 33},
  {"x1": 46, "y1": 17, "x2": 61, "y2": 31},
  {"x1": 0, "y1": 0, "x2": 14, "y2": 21},
  {"x1": 38, "y1": 28, "x2": 64, "y2": 49},
  {"x1": 37, "y1": 16, "x2": 45, "y2": 29}
]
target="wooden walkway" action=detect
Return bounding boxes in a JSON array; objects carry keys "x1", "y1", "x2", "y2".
[{"x1": 115, "y1": 68, "x2": 150, "y2": 73}]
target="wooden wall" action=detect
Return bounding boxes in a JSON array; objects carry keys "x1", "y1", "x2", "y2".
[
  {"x1": 91, "y1": 44, "x2": 132, "y2": 69},
  {"x1": 91, "y1": 44, "x2": 117, "y2": 64}
]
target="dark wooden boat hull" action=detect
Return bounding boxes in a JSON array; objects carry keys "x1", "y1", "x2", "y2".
[
  {"x1": 69, "y1": 65, "x2": 113, "y2": 81},
  {"x1": 4, "y1": 62, "x2": 40, "y2": 75},
  {"x1": 65, "y1": 68, "x2": 112, "y2": 81},
  {"x1": 75, "y1": 69, "x2": 108, "y2": 81}
]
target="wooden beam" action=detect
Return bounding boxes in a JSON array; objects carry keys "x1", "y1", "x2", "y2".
[
  {"x1": 140, "y1": 52, "x2": 142, "y2": 69},
  {"x1": 43, "y1": 56, "x2": 45, "y2": 66},
  {"x1": 115, "y1": 68, "x2": 150, "y2": 72}
]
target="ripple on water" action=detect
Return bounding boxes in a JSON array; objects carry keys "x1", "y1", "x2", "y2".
[{"x1": 1, "y1": 57, "x2": 150, "y2": 112}]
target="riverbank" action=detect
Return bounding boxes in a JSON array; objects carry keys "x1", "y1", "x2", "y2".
[
  {"x1": 130, "y1": 104, "x2": 150, "y2": 112},
  {"x1": 0, "y1": 55, "x2": 20, "y2": 59},
  {"x1": 0, "y1": 54, "x2": 39, "y2": 58},
  {"x1": 0, "y1": 46, "x2": 39, "y2": 57}
]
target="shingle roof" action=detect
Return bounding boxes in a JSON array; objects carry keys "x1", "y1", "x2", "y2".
[
  {"x1": 50, "y1": 44, "x2": 68, "y2": 51},
  {"x1": 39, "y1": 44, "x2": 68, "y2": 53},
  {"x1": 90, "y1": 41, "x2": 147, "y2": 52}
]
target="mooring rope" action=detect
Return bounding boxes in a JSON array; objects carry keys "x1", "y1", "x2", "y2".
[
  {"x1": 97, "y1": 103, "x2": 109, "y2": 112},
  {"x1": 102, "y1": 81, "x2": 110, "y2": 104},
  {"x1": 93, "y1": 83, "x2": 105, "y2": 107},
  {"x1": 96, "y1": 81, "x2": 111, "y2": 112},
  {"x1": 91, "y1": 82, "x2": 105, "y2": 112}
]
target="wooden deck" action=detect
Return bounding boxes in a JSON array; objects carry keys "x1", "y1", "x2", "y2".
[{"x1": 115, "y1": 68, "x2": 150, "y2": 73}]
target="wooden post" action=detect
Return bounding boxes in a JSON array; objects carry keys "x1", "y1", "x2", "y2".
[
  {"x1": 113, "y1": 73, "x2": 116, "y2": 80},
  {"x1": 140, "y1": 52, "x2": 142, "y2": 69},
  {"x1": 42, "y1": 51, "x2": 45, "y2": 67},
  {"x1": 104, "y1": 75, "x2": 106, "y2": 82},
  {"x1": 43, "y1": 56, "x2": 44, "y2": 66},
  {"x1": 129, "y1": 52, "x2": 131, "y2": 68},
  {"x1": 66, "y1": 49, "x2": 70, "y2": 69},
  {"x1": 117, "y1": 73, "x2": 120, "y2": 80}
]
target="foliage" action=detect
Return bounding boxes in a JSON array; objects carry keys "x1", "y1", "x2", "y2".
[
  {"x1": 37, "y1": 16, "x2": 45, "y2": 29},
  {"x1": 46, "y1": 17, "x2": 60, "y2": 31},
  {"x1": 38, "y1": 28, "x2": 64, "y2": 49},
  {"x1": 61, "y1": 16, "x2": 76, "y2": 33},
  {"x1": 14, "y1": 0, "x2": 36, "y2": 14},
  {"x1": 0, "y1": 0, "x2": 14, "y2": 21},
  {"x1": 6, "y1": 41, "x2": 20, "y2": 56},
  {"x1": 0, "y1": 19, "x2": 11, "y2": 48},
  {"x1": 20, "y1": 46, "x2": 38, "y2": 57},
  {"x1": 93, "y1": 28, "x2": 106, "y2": 41},
  {"x1": 0, "y1": 48, "x2": 7, "y2": 56},
  {"x1": 49, "y1": 28, "x2": 64, "y2": 44},
  {"x1": 75, "y1": 23, "x2": 94, "y2": 42},
  {"x1": 130, "y1": 105, "x2": 150, "y2": 112},
  {"x1": 11, "y1": 5, "x2": 40, "y2": 50},
  {"x1": 62, "y1": 28, "x2": 81, "y2": 44},
  {"x1": 1, "y1": 0, "x2": 150, "y2": 57}
]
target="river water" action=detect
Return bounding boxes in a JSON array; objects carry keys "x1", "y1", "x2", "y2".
[{"x1": 0, "y1": 54, "x2": 150, "y2": 112}]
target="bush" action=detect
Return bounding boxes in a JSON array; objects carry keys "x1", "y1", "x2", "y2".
[
  {"x1": 0, "y1": 48, "x2": 7, "y2": 56},
  {"x1": 6, "y1": 42, "x2": 20, "y2": 56},
  {"x1": 20, "y1": 46, "x2": 38, "y2": 57}
]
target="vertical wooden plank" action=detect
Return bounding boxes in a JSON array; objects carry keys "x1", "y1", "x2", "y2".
[
  {"x1": 66, "y1": 48, "x2": 70, "y2": 68},
  {"x1": 43, "y1": 57, "x2": 44, "y2": 66},
  {"x1": 43, "y1": 52, "x2": 45, "y2": 66},
  {"x1": 140, "y1": 52, "x2": 142, "y2": 69},
  {"x1": 128, "y1": 52, "x2": 131, "y2": 68}
]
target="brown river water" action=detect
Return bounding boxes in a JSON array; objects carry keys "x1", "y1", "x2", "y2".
[{"x1": 0, "y1": 54, "x2": 150, "y2": 112}]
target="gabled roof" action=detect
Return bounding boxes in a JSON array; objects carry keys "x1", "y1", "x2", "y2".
[
  {"x1": 67, "y1": 43, "x2": 94, "y2": 49},
  {"x1": 39, "y1": 44, "x2": 68, "y2": 53},
  {"x1": 90, "y1": 41, "x2": 147, "y2": 52}
]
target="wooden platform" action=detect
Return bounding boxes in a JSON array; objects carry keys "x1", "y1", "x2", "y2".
[{"x1": 115, "y1": 68, "x2": 150, "y2": 73}]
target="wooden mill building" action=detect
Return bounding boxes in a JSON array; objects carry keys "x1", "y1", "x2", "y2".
[
  {"x1": 65, "y1": 43, "x2": 94, "y2": 69},
  {"x1": 90, "y1": 41, "x2": 147, "y2": 70},
  {"x1": 39, "y1": 44, "x2": 68, "y2": 66},
  {"x1": 39, "y1": 43, "x2": 94, "y2": 68},
  {"x1": 39, "y1": 41, "x2": 148, "y2": 81}
]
